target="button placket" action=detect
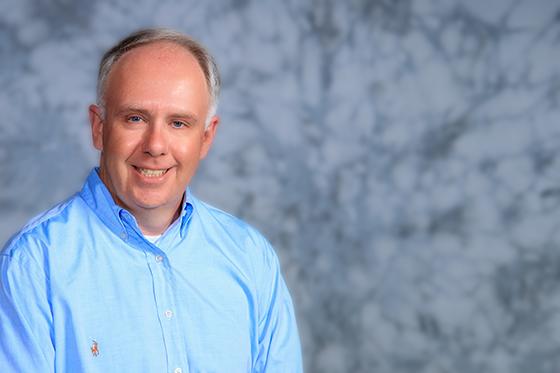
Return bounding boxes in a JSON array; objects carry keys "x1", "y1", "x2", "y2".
[{"x1": 145, "y1": 242, "x2": 187, "y2": 372}]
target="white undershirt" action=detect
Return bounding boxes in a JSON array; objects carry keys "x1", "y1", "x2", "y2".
[{"x1": 144, "y1": 234, "x2": 162, "y2": 244}]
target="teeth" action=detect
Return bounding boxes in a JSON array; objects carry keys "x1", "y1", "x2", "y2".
[{"x1": 137, "y1": 168, "x2": 167, "y2": 177}]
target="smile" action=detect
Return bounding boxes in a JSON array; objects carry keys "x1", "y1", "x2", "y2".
[{"x1": 134, "y1": 166, "x2": 169, "y2": 177}]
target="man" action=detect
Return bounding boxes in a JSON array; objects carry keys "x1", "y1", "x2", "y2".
[{"x1": 0, "y1": 28, "x2": 303, "y2": 372}]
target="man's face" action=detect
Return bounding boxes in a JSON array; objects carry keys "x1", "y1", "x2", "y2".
[{"x1": 89, "y1": 42, "x2": 218, "y2": 219}]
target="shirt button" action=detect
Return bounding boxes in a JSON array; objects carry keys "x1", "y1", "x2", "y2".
[
  {"x1": 155, "y1": 255, "x2": 164, "y2": 263},
  {"x1": 120, "y1": 232, "x2": 127, "y2": 240},
  {"x1": 164, "y1": 309, "x2": 174, "y2": 319},
  {"x1": 174, "y1": 368, "x2": 183, "y2": 373}
]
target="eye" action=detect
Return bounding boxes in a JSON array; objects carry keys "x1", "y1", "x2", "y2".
[
  {"x1": 127, "y1": 115, "x2": 144, "y2": 124},
  {"x1": 171, "y1": 120, "x2": 189, "y2": 129}
]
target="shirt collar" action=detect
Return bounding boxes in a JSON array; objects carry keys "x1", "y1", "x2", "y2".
[
  {"x1": 179, "y1": 189, "x2": 195, "y2": 238},
  {"x1": 79, "y1": 168, "x2": 194, "y2": 242}
]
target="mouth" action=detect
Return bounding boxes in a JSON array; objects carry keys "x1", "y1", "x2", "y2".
[{"x1": 133, "y1": 166, "x2": 170, "y2": 178}]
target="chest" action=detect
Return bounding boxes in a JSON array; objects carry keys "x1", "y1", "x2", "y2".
[{"x1": 48, "y1": 238, "x2": 257, "y2": 372}]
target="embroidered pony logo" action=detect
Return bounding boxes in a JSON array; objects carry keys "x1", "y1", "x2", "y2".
[{"x1": 91, "y1": 340, "x2": 100, "y2": 357}]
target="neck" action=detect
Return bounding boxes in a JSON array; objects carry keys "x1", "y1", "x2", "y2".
[{"x1": 132, "y1": 204, "x2": 181, "y2": 236}]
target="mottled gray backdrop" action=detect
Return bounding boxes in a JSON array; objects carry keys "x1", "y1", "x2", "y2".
[{"x1": 1, "y1": 0, "x2": 560, "y2": 372}]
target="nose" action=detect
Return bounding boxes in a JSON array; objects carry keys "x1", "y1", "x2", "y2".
[{"x1": 143, "y1": 122, "x2": 168, "y2": 157}]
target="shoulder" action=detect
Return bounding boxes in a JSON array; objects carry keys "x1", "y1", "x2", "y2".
[
  {"x1": 1, "y1": 193, "x2": 83, "y2": 260},
  {"x1": 189, "y1": 196, "x2": 285, "y2": 296},
  {"x1": 189, "y1": 195, "x2": 279, "y2": 263},
  {"x1": 191, "y1": 196, "x2": 269, "y2": 245}
]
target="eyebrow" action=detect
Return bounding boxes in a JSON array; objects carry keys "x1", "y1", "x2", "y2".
[{"x1": 115, "y1": 106, "x2": 199, "y2": 123}]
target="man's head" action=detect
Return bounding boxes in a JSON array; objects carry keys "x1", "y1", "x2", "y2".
[{"x1": 89, "y1": 28, "x2": 220, "y2": 231}]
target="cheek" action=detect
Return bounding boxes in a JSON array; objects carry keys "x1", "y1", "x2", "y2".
[
  {"x1": 173, "y1": 138, "x2": 203, "y2": 162},
  {"x1": 104, "y1": 132, "x2": 140, "y2": 159}
]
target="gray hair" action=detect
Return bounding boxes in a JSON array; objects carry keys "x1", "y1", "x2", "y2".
[{"x1": 96, "y1": 28, "x2": 221, "y2": 128}]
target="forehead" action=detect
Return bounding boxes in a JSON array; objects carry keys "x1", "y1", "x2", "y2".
[
  {"x1": 117, "y1": 41, "x2": 199, "y2": 68},
  {"x1": 105, "y1": 41, "x2": 209, "y2": 101}
]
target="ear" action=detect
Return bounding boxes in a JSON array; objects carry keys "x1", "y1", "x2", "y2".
[
  {"x1": 89, "y1": 104, "x2": 104, "y2": 151},
  {"x1": 199, "y1": 115, "x2": 220, "y2": 160}
]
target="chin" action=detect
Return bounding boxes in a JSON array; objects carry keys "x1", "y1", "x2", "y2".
[
  {"x1": 133, "y1": 198, "x2": 170, "y2": 210},
  {"x1": 131, "y1": 191, "x2": 178, "y2": 210}
]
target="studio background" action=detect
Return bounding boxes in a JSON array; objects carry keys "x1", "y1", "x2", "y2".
[{"x1": 1, "y1": 0, "x2": 559, "y2": 372}]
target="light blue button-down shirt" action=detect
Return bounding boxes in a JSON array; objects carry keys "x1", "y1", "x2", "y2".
[{"x1": 0, "y1": 169, "x2": 302, "y2": 372}]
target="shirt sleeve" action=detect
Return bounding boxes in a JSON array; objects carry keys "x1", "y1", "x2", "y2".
[
  {"x1": 0, "y1": 239, "x2": 55, "y2": 372},
  {"x1": 253, "y1": 237, "x2": 303, "y2": 373}
]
